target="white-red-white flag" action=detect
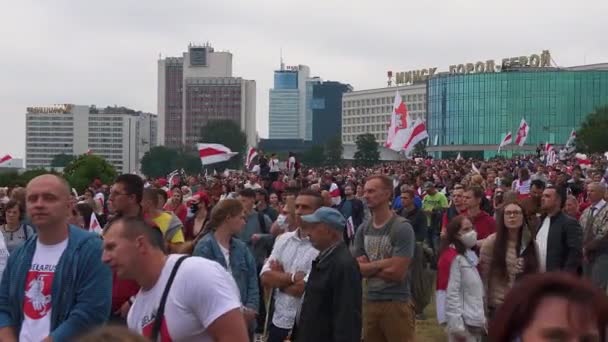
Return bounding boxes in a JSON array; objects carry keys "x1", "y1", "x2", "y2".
[
  {"x1": 575, "y1": 153, "x2": 592, "y2": 169},
  {"x1": 346, "y1": 216, "x2": 355, "y2": 239},
  {"x1": 515, "y1": 119, "x2": 529, "y2": 146},
  {"x1": 0, "y1": 154, "x2": 12, "y2": 164},
  {"x1": 89, "y1": 213, "x2": 103, "y2": 235},
  {"x1": 498, "y1": 132, "x2": 512, "y2": 152},
  {"x1": 401, "y1": 120, "x2": 429, "y2": 155},
  {"x1": 329, "y1": 182, "x2": 341, "y2": 206},
  {"x1": 197, "y1": 143, "x2": 238, "y2": 166},
  {"x1": 385, "y1": 91, "x2": 409, "y2": 149},
  {"x1": 565, "y1": 130, "x2": 576, "y2": 148},
  {"x1": 545, "y1": 142, "x2": 554, "y2": 153},
  {"x1": 245, "y1": 147, "x2": 258, "y2": 170}
]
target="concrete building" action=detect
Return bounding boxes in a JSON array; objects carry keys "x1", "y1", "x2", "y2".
[
  {"x1": 268, "y1": 63, "x2": 312, "y2": 140},
  {"x1": 157, "y1": 44, "x2": 256, "y2": 149},
  {"x1": 312, "y1": 81, "x2": 352, "y2": 146},
  {"x1": 341, "y1": 83, "x2": 427, "y2": 159},
  {"x1": 25, "y1": 104, "x2": 157, "y2": 173}
]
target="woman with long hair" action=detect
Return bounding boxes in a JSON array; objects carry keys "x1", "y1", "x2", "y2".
[
  {"x1": 193, "y1": 199, "x2": 259, "y2": 339},
  {"x1": 436, "y1": 215, "x2": 486, "y2": 341},
  {"x1": 489, "y1": 272, "x2": 608, "y2": 342},
  {"x1": 184, "y1": 193, "x2": 211, "y2": 241},
  {"x1": 480, "y1": 202, "x2": 539, "y2": 319},
  {"x1": 0, "y1": 200, "x2": 34, "y2": 253}
]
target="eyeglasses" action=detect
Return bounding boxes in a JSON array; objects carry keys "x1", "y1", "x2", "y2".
[{"x1": 504, "y1": 210, "x2": 523, "y2": 217}]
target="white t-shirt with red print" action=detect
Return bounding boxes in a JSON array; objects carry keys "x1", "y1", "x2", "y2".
[
  {"x1": 127, "y1": 254, "x2": 241, "y2": 342},
  {"x1": 20, "y1": 238, "x2": 68, "y2": 342}
]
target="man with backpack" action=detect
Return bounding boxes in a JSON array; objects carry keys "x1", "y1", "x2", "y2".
[{"x1": 102, "y1": 217, "x2": 248, "y2": 341}]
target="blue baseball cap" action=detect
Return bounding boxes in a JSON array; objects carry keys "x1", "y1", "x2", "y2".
[{"x1": 301, "y1": 207, "x2": 346, "y2": 231}]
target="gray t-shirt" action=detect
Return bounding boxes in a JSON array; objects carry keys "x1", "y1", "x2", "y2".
[
  {"x1": 1, "y1": 224, "x2": 34, "y2": 253},
  {"x1": 354, "y1": 215, "x2": 415, "y2": 302}
]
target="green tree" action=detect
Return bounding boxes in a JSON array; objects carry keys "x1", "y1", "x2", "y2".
[
  {"x1": 325, "y1": 135, "x2": 343, "y2": 166},
  {"x1": 140, "y1": 146, "x2": 180, "y2": 178},
  {"x1": 577, "y1": 106, "x2": 608, "y2": 153},
  {"x1": 354, "y1": 133, "x2": 380, "y2": 167},
  {"x1": 413, "y1": 140, "x2": 427, "y2": 157},
  {"x1": 301, "y1": 145, "x2": 326, "y2": 167},
  {"x1": 50, "y1": 153, "x2": 76, "y2": 168},
  {"x1": 0, "y1": 171, "x2": 20, "y2": 187},
  {"x1": 63, "y1": 155, "x2": 117, "y2": 192},
  {"x1": 17, "y1": 169, "x2": 60, "y2": 187},
  {"x1": 200, "y1": 120, "x2": 247, "y2": 170}
]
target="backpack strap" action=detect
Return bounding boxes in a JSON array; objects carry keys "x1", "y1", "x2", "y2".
[{"x1": 151, "y1": 255, "x2": 190, "y2": 340}]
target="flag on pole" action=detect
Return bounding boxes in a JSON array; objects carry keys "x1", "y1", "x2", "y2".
[
  {"x1": 197, "y1": 143, "x2": 238, "y2": 166},
  {"x1": 545, "y1": 143, "x2": 557, "y2": 166},
  {"x1": 167, "y1": 169, "x2": 180, "y2": 186},
  {"x1": 498, "y1": 132, "x2": 513, "y2": 152},
  {"x1": 514, "y1": 119, "x2": 529, "y2": 146},
  {"x1": 456, "y1": 153, "x2": 462, "y2": 161},
  {"x1": 565, "y1": 130, "x2": 576, "y2": 148},
  {"x1": 399, "y1": 119, "x2": 429, "y2": 155},
  {"x1": 245, "y1": 147, "x2": 258, "y2": 170},
  {"x1": 385, "y1": 91, "x2": 408, "y2": 149},
  {"x1": 472, "y1": 163, "x2": 480, "y2": 174},
  {"x1": 0, "y1": 154, "x2": 12, "y2": 165},
  {"x1": 346, "y1": 216, "x2": 355, "y2": 239},
  {"x1": 89, "y1": 214, "x2": 102, "y2": 235},
  {"x1": 575, "y1": 153, "x2": 592, "y2": 169}
]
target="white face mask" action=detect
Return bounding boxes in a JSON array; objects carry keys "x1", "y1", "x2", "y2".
[
  {"x1": 459, "y1": 230, "x2": 478, "y2": 249},
  {"x1": 276, "y1": 214, "x2": 288, "y2": 229}
]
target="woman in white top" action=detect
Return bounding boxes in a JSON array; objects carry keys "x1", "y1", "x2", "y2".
[{"x1": 0, "y1": 200, "x2": 34, "y2": 253}]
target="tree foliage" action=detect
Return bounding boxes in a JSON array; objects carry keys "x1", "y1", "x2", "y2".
[
  {"x1": 325, "y1": 135, "x2": 343, "y2": 166},
  {"x1": 413, "y1": 140, "x2": 428, "y2": 157},
  {"x1": 140, "y1": 146, "x2": 180, "y2": 178},
  {"x1": 301, "y1": 145, "x2": 326, "y2": 167},
  {"x1": 577, "y1": 106, "x2": 608, "y2": 153},
  {"x1": 354, "y1": 133, "x2": 380, "y2": 167},
  {"x1": 63, "y1": 155, "x2": 117, "y2": 192},
  {"x1": 0, "y1": 169, "x2": 59, "y2": 188},
  {"x1": 200, "y1": 120, "x2": 247, "y2": 170},
  {"x1": 50, "y1": 153, "x2": 76, "y2": 168}
]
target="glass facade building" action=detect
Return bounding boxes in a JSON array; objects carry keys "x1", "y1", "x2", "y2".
[
  {"x1": 427, "y1": 70, "x2": 608, "y2": 159},
  {"x1": 274, "y1": 71, "x2": 298, "y2": 90}
]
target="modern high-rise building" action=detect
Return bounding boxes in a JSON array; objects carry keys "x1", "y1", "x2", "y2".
[
  {"x1": 157, "y1": 44, "x2": 257, "y2": 149},
  {"x1": 25, "y1": 104, "x2": 157, "y2": 173},
  {"x1": 311, "y1": 81, "x2": 352, "y2": 146},
  {"x1": 268, "y1": 63, "x2": 312, "y2": 140}
]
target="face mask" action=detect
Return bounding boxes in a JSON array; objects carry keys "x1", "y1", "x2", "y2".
[
  {"x1": 276, "y1": 214, "x2": 288, "y2": 229},
  {"x1": 460, "y1": 230, "x2": 478, "y2": 248}
]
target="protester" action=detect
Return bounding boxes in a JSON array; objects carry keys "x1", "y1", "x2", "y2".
[
  {"x1": 536, "y1": 185, "x2": 583, "y2": 272},
  {"x1": 193, "y1": 199, "x2": 259, "y2": 339},
  {"x1": 184, "y1": 192, "x2": 210, "y2": 241},
  {"x1": 337, "y1": 183, "x2": 365, "y2": 244},
  {"x1": 0, "y1": 174, "x2": 112, "y2": 341},
  {"x1": 163, "y1": 185, "x2": 187, "y2": 223},
  {"x1": 354, "y1": 175, "x2": 416, "y2": 342},
  {"x1": 102, "y1": 217, "x2": 248, "y2": 341},
  {"x1": 489, "y1": 272, "x2": 608, "y2": 342},
  {"x1": 463, "y1": 186, "x2": 496, "y2": 248},
  {"x1": 564, "y1": 194, "x2": 581, "y2": 219},
  {"x1": 297, "y1": 207, "x2": 362, "y2": 342},
  {"x1": 580, "y1": 182, "x2": 608, "y2": 289},
  {"x1": 422, "y1": 181, "x2": 449, "y2": 251},
  {"x1": 142, "y1": 188, "x2": 185, "y2": 253},
  {"x1": 437, "y1": 215, "x2": 486, "y2": 341},
  {"x1": 256, "y1": 189, "x2": 278, "y2": 222},
  {"x1": 480, "y1": 202, "x2": 539, "y2": 318},
  {"x1": 260, "y1": 190, "x2": 321, "y2": 342},
  {"x1": 442, "y1": 184, "x2": 467, "y2": 235},
  {"x1": 0, "y1": 199, "x2": 34, "y2": 253}
]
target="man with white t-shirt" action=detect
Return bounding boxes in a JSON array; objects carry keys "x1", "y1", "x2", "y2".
[
  {"x1": 102, "y1": 217, "x2": 248, "y2": 341},
  {"x1": 0, "y1": 174, "x2": 112, "y2": 342}
]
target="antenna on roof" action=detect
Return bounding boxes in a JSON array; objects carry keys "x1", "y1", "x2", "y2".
[{"x1": 280, "y1": 47, "x2": 285, "y2": 71}]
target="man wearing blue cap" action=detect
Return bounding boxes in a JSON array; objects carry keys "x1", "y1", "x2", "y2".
[{"x1": 296, "y1": 207, "x2": 362, "y2": 342}]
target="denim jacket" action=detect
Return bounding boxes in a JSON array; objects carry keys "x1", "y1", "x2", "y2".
[
  {"x1": 0, "y1": 225, "x2": 112, "y2": 340},
  {"x1": 193, "y1": 233, "x2": 259, "y2": 312}
]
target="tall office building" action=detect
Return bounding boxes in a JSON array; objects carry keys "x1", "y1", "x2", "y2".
[
  {"x1": 268, "y1": 63, "x2": 312, "y2": 140},
  {"x1": 25, "y1": 104, "x2": 157, "y2": 173},
  {"x1": 158, "y1": 44, "x2": 257, "y2": 149},
  {"x1": 312, "y1": 81, "x2": 352, "y2": 146}
]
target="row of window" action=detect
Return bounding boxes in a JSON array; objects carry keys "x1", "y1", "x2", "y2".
[
  {"x1": 343, "y1": 94, "x2": 425, "y2": 108},
  {"x1": 343, "y1": 103, "x2": 426, "y2": 116},
  {"x1": 341, "y1": 133, "x2": 387, "y2": 142}
]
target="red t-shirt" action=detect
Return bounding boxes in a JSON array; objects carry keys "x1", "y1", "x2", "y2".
[
  {"x1": 470, "y1": 210, "x2": 497, "y2": 241},
  {"x1": 111, "y1": 272, "x2": 140, "y2": 312}
]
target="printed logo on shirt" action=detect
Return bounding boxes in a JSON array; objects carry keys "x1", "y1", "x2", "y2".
[
  {"x1": 24, "y1": 265, "x2": 55, "y2": 319},
  {"x1": 141, "y1": 311, "x2": 172, "y2": 342}
]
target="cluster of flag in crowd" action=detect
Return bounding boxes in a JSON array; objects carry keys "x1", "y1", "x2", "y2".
[{"x1": 384, "y1": 91, "x2": 429, "y2": 155}]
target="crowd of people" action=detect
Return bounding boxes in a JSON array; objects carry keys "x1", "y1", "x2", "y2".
[{"x1": 0, "y1": 151, "x2": 607, "y2": 341}]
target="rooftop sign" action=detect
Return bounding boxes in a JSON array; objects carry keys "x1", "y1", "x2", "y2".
[{"x1": 26, "y1": 104, "x2": 74, "y2": 114}]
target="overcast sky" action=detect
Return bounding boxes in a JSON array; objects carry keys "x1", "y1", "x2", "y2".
[{"x1": 1, "y1": 0, "x2": 606, "y2": 158}]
